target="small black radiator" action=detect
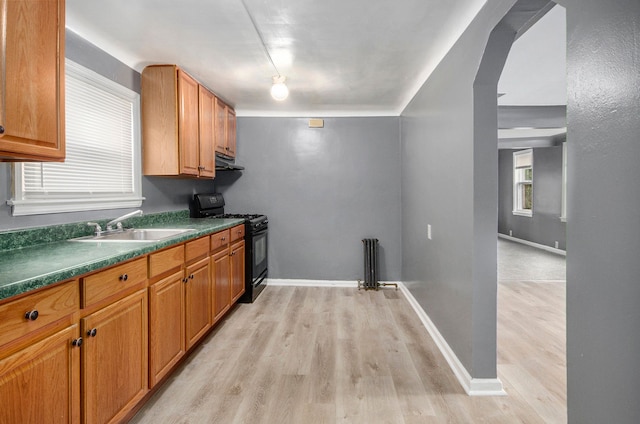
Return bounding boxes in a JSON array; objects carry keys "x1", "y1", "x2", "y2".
[
  {"x1": 358, "y1": 238, "x2": 397, "y2": 291},
  {"x1": 361, "y1": 238, "x2": 379, "y2": 290}
]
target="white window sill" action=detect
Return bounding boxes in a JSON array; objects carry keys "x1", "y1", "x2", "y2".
[
  {"x1": 512, "y1": 210, "x2": 533, "y2": 218},
  {"x1": 7, "y1": 197, "x2": 145, "y2": 217}
]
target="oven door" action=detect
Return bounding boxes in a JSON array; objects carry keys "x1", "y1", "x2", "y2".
[{"x1": 252, "y1": 226, "x2": 268, "y2": 284}]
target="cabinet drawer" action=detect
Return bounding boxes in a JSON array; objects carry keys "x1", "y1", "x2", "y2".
[
  {"x1": 230, "y1": 225, "x2": 245, "y2": 242},
  {"x1": 0, "y1": 280, "x2": 79, "y2": 346},
  {"x1": 82, "y1": 258, "x2": 147, "y2": 307},
  {"x1": 185, "y1": 236, "x2": 209, "y2": 263},
  {"x1": 149, "y1": 245, "x2": 184, "y2": 278},
  {"x1": 210, "y1": 229, "x2": 230, "y2": 251}
]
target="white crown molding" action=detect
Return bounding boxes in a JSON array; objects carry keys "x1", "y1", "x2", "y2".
[{"x1": 234, "y1": 110, "x2": 399, "y2": 118}]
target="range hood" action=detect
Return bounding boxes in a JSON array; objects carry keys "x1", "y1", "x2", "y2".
[{"x1": 215, "y1": 156, "x2": 245, "y2": 171}]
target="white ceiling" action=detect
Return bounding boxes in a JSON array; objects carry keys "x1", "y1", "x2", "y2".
[
  {"x1": 67, "y1": 1, "x2": 566, "y2": 117},
  {"x1": 498, "y1": 5, "x2": 566, "y2": 106},
  {"x1": 66, "y1": 0, "x2": 488, "y2": 117}
]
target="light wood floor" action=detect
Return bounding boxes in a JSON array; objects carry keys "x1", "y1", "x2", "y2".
[{"x1": 130, "y1": 281, "x2": 566, "y2": 423}]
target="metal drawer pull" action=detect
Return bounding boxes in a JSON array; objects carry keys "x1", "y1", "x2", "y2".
[
  {"x1": 119, "y1": 274, "x2": 128, "y2": 281},
  {"x1": 72, "y1": 337, "x2": 83, "y2": 347},
  {"x1": 87, "y1": 328, "x2": 97, "y2": 337},
  {"x1": 25, "y1": 310, "x2": 39, "y2": 321}
]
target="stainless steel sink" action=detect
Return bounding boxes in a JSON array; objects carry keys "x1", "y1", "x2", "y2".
[{"x1": 70, "y1": 228, "x2": 194, "y2": 243}]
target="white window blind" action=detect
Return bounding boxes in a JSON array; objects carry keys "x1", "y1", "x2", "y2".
[
  {"x1": 9, "y1": 60, "x2": 143, "y2": 216},
  {"x1": 514, "y1": 151, "x2": 533, "y2": 169}
]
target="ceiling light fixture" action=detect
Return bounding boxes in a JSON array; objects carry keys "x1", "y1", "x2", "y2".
[
  {"x1": 240, "y1": 0, "x2": 289, "y2": 101},
  {"x1": 270, "y1": 75, "x2": 289, "y2": 101}
]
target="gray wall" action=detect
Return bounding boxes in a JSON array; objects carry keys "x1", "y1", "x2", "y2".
[
  {"x1": 0, "y1": 30, "x2": 217, "y2": 231},
  {"x1": 400, "y1": 0, "x2": 521, "y2": 380},
  {"x1": 498, "y1": 146, "x2": 566, "y2": 249},
  {"x1": 402, "y1": 0, "x2": 640, "y2": 422},
  {"x1": 216, "y1": 117, "x2": 402, "y2": 281},
  {"x1": 561, "y1": 0, "x2": 640, "y2": 422}
]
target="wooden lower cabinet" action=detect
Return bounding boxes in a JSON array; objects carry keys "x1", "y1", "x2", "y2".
[
  {"x1": 148, "y1": 270, "x2": 185, "y2": 387},
  {"x1": 81, "y1": 289, "x2": 148, "y2": 424},
  {"x1": 0, "y1": 324, "x2": 80, "y2": 424},
  {"x1": 0, "y1": 226, "x2": 247, "y2": 424},
  {"x1": 211, "y1": 247, "x2": 231, "y2": 324},
  {"x1": 230, "y1": 240, "x2": 246, "y2": 303},
  {"x1": 184, "y1": 257, "x2": 212, "y2": 350}
]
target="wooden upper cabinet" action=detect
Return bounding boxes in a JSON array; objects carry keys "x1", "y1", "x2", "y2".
[
  {"x1": 214, "y1": 98, "x2": 236, "y2": 159},
  {"x1": 197, "y1": 86, "x2": 215, "y2": 178},
  {"x1": 0, "y1": 0, "x2": 65, "y2": 161},
  {"x1": 214, "y1": 97, "x2": 227, "y2": 156},
  {"x1": 177, "y1": 70, "x2": 199, "y2": 176},
  {"x1": 142, "y1": 65, "x2": 203, "y2": 178},
  {"x1": 227, "y1": 107, "x2": 236, "y2": 158},
  {"x1": 142, "y1": 64, "x2": 231, "y2": 178}
]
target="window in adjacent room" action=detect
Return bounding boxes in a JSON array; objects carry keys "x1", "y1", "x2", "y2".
[
  {"x1": 513, "y1": 149, "x2": 533, "y2": 217},
  {"x1": 9, "y1": 59, "x2": 143, "y2": 216}
]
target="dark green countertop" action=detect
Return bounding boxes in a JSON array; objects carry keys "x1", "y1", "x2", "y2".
[{"x1": 0, "y1": 211, "x2": 245, "y2": 302}]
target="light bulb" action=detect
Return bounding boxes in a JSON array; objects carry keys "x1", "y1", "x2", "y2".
[{"x1": 271, "y1": 76, "x2": 289, "y2": 101}]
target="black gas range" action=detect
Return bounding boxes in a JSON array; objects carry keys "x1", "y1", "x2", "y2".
[{"x1": 191, "y1": 193, "x2": 267, "y2": 303}]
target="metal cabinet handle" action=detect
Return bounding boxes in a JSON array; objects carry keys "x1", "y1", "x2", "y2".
[
  {"x1": 119, "y1": 274, "x2": 128, "y2": 281},
  {"x1": 221, "y1": 237, "x2": 226, "y2": 241},
  {"x1": 189, "y1": 274, "x2": 195, "y2": 279},
  {"x1": 87, "y1": 328, "x2": 97, "y2": 337},
  {"x1": 72, "y1": 337, "x2": 83, "y2": 347},
  {"x1": 0, "y1": 125, "x2": 5, "y2": 135},
  {"x1": 25, "y1": 310, "x2": 39, "y2": 321}
]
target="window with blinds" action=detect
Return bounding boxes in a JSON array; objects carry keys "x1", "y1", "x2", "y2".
[
  {"x1": 513, "y1": 149, "x2": 533, "y2": 217},
  {"x1": 9, "y1": 60, "x2": 143, "y2": 216}
]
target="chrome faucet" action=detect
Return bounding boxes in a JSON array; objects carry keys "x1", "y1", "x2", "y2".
[{"x1": 105, "y1": 210, "x2": 143, "y2": 232}]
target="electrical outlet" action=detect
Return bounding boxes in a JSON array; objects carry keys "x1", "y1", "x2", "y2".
[
  {"x1": 555, "y1": 241, "x2": 559, "y2": 249},
  {"x1": 427, "y1": 224, "x2": 432, "y2": 240},
  {"x1": 509, "y1": 230, "x2": 513, "y2": 237}
]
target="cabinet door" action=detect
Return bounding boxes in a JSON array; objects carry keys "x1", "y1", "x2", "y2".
[
  {"x1": 211, "y1": 248, "x2": 231, "y2": 324},
  {"x1": 226, "y1": 107, "x2": 236, "y2": 158},
  {"x1": 0, "y1": 0, "x2": 65, "y2": 161},
  {"x1": 81, "y1": 290, "x2": 148, "y2": 424},
  {"x1": 185, "y1": 257, "x2": 211, "y2": 350},
  {"x1": 0, "y1": 324, "x2": 80, "y2": 424},
  {"x1": 214, "y1": 97, "x2": 227, "y2": 156},
  {"x1": 177, "y1": 70, "x2": 199, "y2": 176},
  {"x1": 148, "y1": 271, "x2": 185, "y2": 388},
  {"x1": 197, "y1": 86, "x2": 215, "y2": 178},
  {"x1": 230, "y1": 241, "x2": 246, "y2": 303}
]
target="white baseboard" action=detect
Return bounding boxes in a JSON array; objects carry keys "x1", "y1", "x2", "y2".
[
  {"x1": 498, "y1": 233, "x2": 566, "y2": 256},
  {"x1": 267, "y1": 279, "x2": 402, "y2": 288},
  {"x1": 265, "y1": 279, "x2": 505, "y2": 396},
  {"x1": 266, "y1": 278, "x2": 358, "y2": 287},
  {"x1": 398, "y1": 282, "x2": 506, "y2": 396}
]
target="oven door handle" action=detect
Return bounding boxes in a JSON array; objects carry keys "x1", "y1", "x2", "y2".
[{"x1": 251, "y1": 226, "x2": 268, "y2": 236}]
